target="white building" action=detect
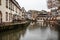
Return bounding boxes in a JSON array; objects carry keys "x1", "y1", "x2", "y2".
[
  {"x1": 47, "y1": 0, "x2": 60, "y2": 20},
  {"x1": 0, "y1": 0, "x2": 22, "y2": 23}
]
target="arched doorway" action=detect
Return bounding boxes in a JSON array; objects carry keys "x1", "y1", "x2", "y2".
[{"x1": 0, "y1": 11, "x2": 2, "y2": 23}]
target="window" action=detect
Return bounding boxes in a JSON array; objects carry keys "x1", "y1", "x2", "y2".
[
  {"x1": 9, "y1": 13, "x2": 12, "y2": 21},
  {"x1": 6, "y1": 0, "x2": 8, "y2": 8},
  {"x1": 11, "y1": 2, "x2": 12, "y2": 10},
  {"x1": 9, "y1": 1, "x2": 13, "y2": 11},
  {"x1": 9, "y1": 0, "x2": 11, "y2": 9},
  {"x1": 9, "y1": 13, "x2": 10, "y2": 21},
  {"x1": 11, "y1": 4, "x2": 14, "y2": 11},
  {"x1": 16, "y1": 7, "x2": 17, "y2": 13},
  {"x1": 0, "y1": 0, "x2": 1, "y2": 5},
  {"x1": 6, "y1": 12, "x2": 8, "y2": 21},
  {"x1": 12, "y1": 4, "x2": 14, "y2": 11}
]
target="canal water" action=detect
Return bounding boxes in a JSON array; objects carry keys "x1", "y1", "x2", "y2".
[{"x1": 0, "y1": 22, "x2": 59, "y2": 40}]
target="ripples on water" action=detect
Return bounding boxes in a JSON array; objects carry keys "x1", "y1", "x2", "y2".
[{"x1": 0, "y1": 22, "x2": 59, "y2": 40}]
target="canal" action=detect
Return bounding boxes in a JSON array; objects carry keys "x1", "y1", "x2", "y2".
[{"x1": 0, "y1": 22, "x2": 60, "y2": 40}]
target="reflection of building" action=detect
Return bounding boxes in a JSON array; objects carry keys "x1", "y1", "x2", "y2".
[
  {"x1": 0, "y1": 0, "x2": 22, "y2": 23},
  {"x1": 0, "y1": 27, "x2": 27, "y2": 40}
]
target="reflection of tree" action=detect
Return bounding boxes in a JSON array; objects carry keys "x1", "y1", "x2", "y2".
[
  {"x1": 0, "y1": 27, "x2": 27, "y2": 40},
  {"x1": 36, "y1": 22, "x2": 48, "y2": 29}
]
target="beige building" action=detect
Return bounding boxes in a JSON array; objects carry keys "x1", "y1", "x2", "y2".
[
  {"x1": 37, "y1": 10, "x2": 48, "y2": 21},
  {"x1": 28, "y1": 10, "x2": 40, "y2": 20},
  {"x1": 0, "y1": 0, "x2": 22, "y2": 23}
]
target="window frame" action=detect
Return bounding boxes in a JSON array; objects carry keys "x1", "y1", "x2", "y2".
[{"x1": 6, "y1": 12, "x2": 8, "y2": 21}]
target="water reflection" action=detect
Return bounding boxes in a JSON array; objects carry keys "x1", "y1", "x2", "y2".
[
  {"x1": 0, "y1": 22, "x2": 60, "y2": 40},
  {"x1": 20, "y1": 22, "x2": 58, "y2": 40},
  {"x1": 0, "y1": 27, "x2": 27, "y2": 40}
]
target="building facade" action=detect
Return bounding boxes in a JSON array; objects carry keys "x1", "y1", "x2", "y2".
[
  {"x1": 37, "y1": 10, "x2": 48, "y2": 21},
  {"x1": 21, "y1": 7, "x2": 26, "y2": 20},
  {"x1": 28, "y1": 10, "x2": 39, "y2": 20},
  {"x1": 27, "y1": 11, "x2": 32, "y2": 20},
  {"x1": 47, "y1": 0, "x2": 60, "y2": 9},
  {"x1": 0, "y1": 0, "x2": 22, "y2": 23},
  {"x1": 47, "y1": 0, "x2": 60, "y2": 20}
]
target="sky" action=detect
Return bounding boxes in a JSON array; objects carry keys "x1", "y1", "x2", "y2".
[{"x1": 16, "y1": 0, "x2": 49, "y2": 11}]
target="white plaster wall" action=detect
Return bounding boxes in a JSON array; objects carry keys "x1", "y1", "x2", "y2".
[{"x1": 0, "y1": 0, "x2": 23, "y2": 22}]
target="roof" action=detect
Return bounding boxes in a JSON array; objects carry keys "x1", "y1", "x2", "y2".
[{"x1": 11, "y1": 0, "x2": 22, "y2": 11}]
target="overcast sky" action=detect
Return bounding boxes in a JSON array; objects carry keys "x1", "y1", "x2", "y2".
[{"x1": 16, "y1": 0, "x2": 49, "y2": 11}]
